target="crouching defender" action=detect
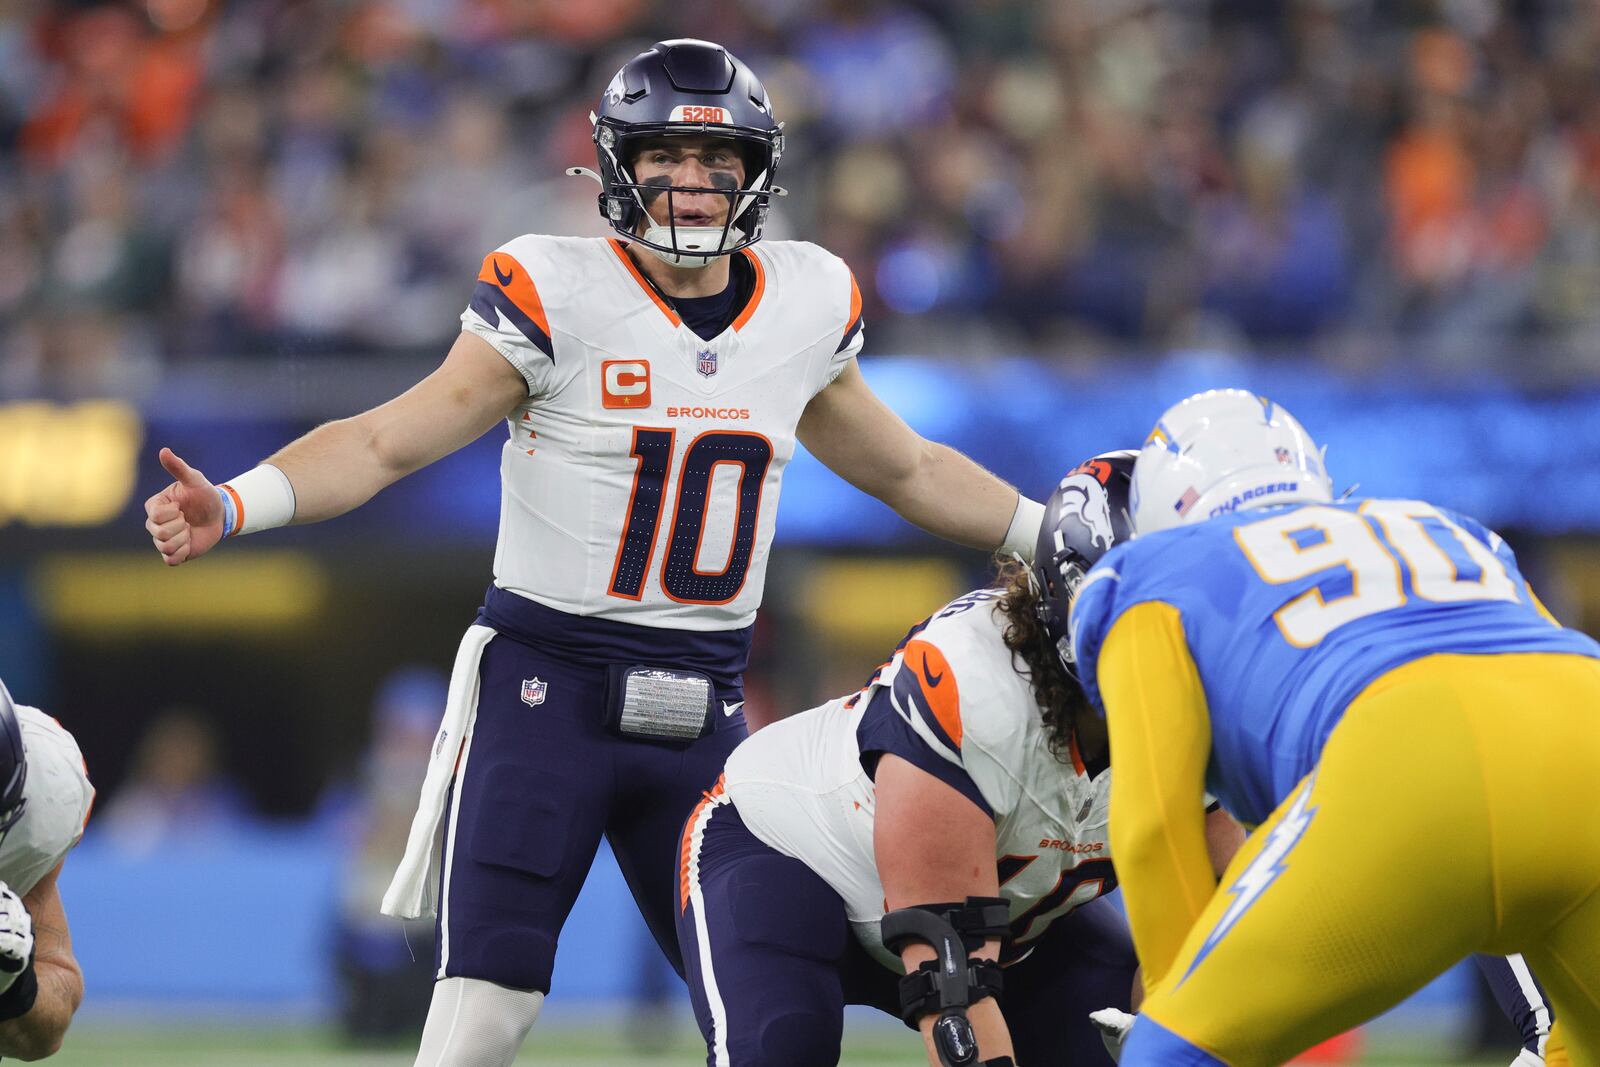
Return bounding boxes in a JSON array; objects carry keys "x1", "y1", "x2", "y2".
[
  {"x1": 1071, "y1": 390, "x2": 1600, "y2": 1066},
  {"x1": 676, "y1": 453, "x2": 1243, "y2": 1066}
]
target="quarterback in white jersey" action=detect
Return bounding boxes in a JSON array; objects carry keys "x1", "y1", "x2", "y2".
[
  {"x1": 0, "y1": 683, "x2": 93, "y2": 1060},
  {"x1": 675, "y1": 454, "x2": 1242, "y2": 1067},
  {"x1": 463, "y1": 232, "x2": 860, "y2": 629},
  {"x1": 144, "y1": 39, "x2": 1046, "y2": 1067}
]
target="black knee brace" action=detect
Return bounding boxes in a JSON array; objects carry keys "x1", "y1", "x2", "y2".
[{"x1": 880, "y1": 898, "x2": 1016, "y2": 1067}]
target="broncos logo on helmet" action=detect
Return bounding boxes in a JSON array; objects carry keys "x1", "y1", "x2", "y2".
[
  {"x1": 1031, "y1": 451, "x2": 1137, "y2": 682},
  {"x1": 1055, "y1": 474, "x2": 1117, "y2": 558}
]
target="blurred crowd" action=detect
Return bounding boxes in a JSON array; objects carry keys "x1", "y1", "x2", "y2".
[{"x1": 3, "y1": 0, "x2": 1600, "y2": 396}]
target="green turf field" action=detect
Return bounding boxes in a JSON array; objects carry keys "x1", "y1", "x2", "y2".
[{"x1": 43, "y1": 1021, "x2": 1509, "y2": 1066}]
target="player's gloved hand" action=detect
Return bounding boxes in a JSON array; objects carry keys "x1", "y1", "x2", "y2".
[
  {"x1": 1510, "y1": 1049, "x2": 1544, "y2": 1067},
  {"x1": 1089, "y1": 1007, "x2": 1136, "y2": 1063},
  {"x1": 144, "y1": 447, "x2": 226, "y2": 566},
  {"x1": 0, "y1": 883, "x2": 34, "y2": 994}
]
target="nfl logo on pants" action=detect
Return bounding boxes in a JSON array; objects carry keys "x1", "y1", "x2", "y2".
[{"x1": 521, "y1": 678, "x2": 548, "y2": 706}]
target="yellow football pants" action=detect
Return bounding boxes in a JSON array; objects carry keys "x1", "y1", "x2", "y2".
[
  {"x1": 1551, "y1": 1023, "x2": 1572, "y2": 1066},
  {"x1": 1141, "y1": 652, "x2": 1600, "y2": 1067}
]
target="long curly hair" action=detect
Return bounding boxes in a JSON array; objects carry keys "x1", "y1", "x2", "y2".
[{"x1": 992, "y1": 555, "x2": 1090, "y2": 764}]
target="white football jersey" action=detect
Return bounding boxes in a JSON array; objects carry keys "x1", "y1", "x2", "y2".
[
  {"x1": 461, "y1": 235, "x2": 862, "y2": 631},
  {"x1": 722, "y1": 589, "x2": 1123, "y2": 968},
  {"x1": 1, "y1": 708, "x2": 94, "y2": 895}
]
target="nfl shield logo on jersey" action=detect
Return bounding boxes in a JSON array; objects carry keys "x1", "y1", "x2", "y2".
[
  {"x1": 521, "y1": 678, "x2": 548, "y2": 707},
  {"x1": 696, "y1": 348, "x2": 718, "y2": 378}
]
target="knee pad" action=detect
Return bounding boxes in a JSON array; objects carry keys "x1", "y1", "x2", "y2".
[{"x1": 413, "y1": 976, "x2": 544, "y2": 1067}]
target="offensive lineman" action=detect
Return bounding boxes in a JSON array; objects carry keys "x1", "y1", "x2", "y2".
[
  {"x1": 676, "y1": 454, "x2": 1243, "y2": 1066},
  {"x1": 0, "y1": 682, "x2": 94, "y2": 1060},
  {"x1": 142, "y1": 40, "x2": 1045, "y2": 1067}
]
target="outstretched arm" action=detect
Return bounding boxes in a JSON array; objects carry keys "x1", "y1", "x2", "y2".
[
  {"x1": 0, "y1": 862, "x2": 82, "y2": 1060},
  {"x1": 1100, "y1": 601, "x2": 1217, "y2": 996},
  {"x1": 145, "y1": 331, "x2": 527, "y2": 565},
  {"x1": 797, "y1": 361, "x2": 1042, "y2": 557}
]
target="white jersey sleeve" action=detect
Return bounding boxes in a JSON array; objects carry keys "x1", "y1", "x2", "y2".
[
  {"x1": 817, "y1": 260, "x2": 864, "y2": 395},
  {"x1": 860, "y1": 599, "x2": 1027, "y2": 819},
  {"x1": 459, "y1": 238, "x2": 561, "y2": 396},
  {"x1": 0, "y1": 707, "x2": 94, "y2": 895}
]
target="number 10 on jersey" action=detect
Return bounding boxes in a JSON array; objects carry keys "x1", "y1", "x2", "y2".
[{"x1": 608, "y1": 428, "x2": 774, "y2": 606}]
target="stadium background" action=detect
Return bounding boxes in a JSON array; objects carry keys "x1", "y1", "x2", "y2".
[{"x1": 3, "y1": 0, "x2": 1599, "y2": 1063}]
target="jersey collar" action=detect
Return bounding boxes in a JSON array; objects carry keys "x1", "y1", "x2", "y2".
[{"x1": 608, "y1": 239, "x2": 766, "y2": 334}]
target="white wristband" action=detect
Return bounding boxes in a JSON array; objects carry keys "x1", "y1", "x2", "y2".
[
  {"x1": 218, "y1": 464, "x2": 296, "y2": 538},
  {"x1": 1001, "y1": 494, "x2": 1047, "y2": 561}
]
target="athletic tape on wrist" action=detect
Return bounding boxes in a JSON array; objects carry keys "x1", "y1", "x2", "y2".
[
  {"x1": 1002, "y1": 495, "x2": 1047, "y2": 561},
  {"x1": 217, "y1": 464, "x2": 296, "y2": 537}
]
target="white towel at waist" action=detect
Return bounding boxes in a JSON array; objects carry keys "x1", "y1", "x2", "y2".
[{"x1": 381, "y1": 623, "x2": 496, "y2": 919}]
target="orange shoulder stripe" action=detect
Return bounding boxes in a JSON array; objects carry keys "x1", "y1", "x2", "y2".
[
  {"x1": 904, "y1": 638, "x2": 961, "y2": 750},
  {"x1": 477, "y1": 253, "x2": 551, "y2": 338}
]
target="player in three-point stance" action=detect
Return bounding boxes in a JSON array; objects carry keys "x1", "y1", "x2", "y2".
[
  {"x1": 0, "y1": 682, "x2": 94, "y2": 1060},
  {"x1": 142, "y1": 39, "x2": 1045, "y2": 1067},
  {"x1": 675, "y1": 453, "x2": 1244, "y2": 1067},
  {"x1": 1070, "y1": 390, "x2": 1600, "y2": 1066}
]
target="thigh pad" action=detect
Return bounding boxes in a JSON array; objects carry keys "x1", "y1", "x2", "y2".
[
  {"x1": 728, "y1": 854, "x2": 848, "y2": 963},
  {"x1": 468, "y1": 762, "x2": 576, "y2": 878}
]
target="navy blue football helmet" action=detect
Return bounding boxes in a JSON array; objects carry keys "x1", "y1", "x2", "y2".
[
  {"x1": 1032, "y1": 451, "x2": 1137, "y2": 682},
  {"x1": 0, "y1": 683, "x2": 27, "y2": 840},
  {"x1": 569, "y1": 39, "x2": 784, "y2": 264}
]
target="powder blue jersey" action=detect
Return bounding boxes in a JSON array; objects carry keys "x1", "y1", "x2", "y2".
[{"x1": 1071, "y1": 498, "x2": 1600, "y2": 825}]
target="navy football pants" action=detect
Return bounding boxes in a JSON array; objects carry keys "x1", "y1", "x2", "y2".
[
  {"x1": 435, "y1": 633, "x2": 745, "y2": 993},
  {"x1": 677, "y1": 801, "x2": 1137, "y2": 1067}
]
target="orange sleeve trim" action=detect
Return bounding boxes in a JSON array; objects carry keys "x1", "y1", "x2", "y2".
[
  {"x1": 678, "y1": 774, "x2": 726, "y2": 912},
  {"x1": 847, "y1": 269, "x2": 863, "y2": 331},
  {"x1": 477, "y1": 253, "x2": 551, "y2": 338},
  {"x1": 220, "y1": 483, "x2": 246, "y2": 538},
  {"x1": 905, "y1": 639, "x2": 962, "y2": 750},
  {"x1": 731, "y1": 247, "x2": 766, "y2": 332},
  {"x1": 608, "y1": 239, "x2": 682, "y2": 327}
]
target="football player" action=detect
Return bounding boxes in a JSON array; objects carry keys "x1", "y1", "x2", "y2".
[
  {"x1": 0, "y1": 682, "x2": 94, "y2": 1060},
  {"x1": 675, "y1": 453, "x2": 1244, "y2": 1067},
  {"x1": 1070, "y1": 390, "x2": 1600, "y2": 1066},
  {"x1": 142, "y1": 39, "x2": 1046, "y2": 1067}
]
